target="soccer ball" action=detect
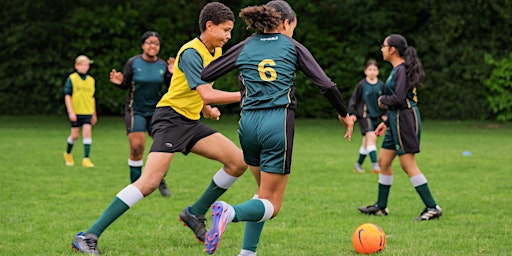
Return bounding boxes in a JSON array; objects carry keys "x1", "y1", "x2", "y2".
[{"x1": 352, "y1": 223, "x2": 386, "y2": 254}]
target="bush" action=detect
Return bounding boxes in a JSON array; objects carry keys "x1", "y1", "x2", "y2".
[{"x1": 484, "y1": 53, "x2": 512, "y2": 122}]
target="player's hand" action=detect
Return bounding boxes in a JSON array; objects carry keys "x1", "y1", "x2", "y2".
[
  {"x1": 109, "y1": 69, "x2": 123, "y2": 85},
  {"x1": 338, "y1": 113, "x2": 354, "y2": 142},
  {"x1": 68, "y1": 113, "x2": 77, "y2": 122},
  {"x1": 375, "y1": 122, "x2": 387, "y2": 136},
  {"x1": 167, "y1": 57, "x2": 175, "y2": 75},
  {"x1": 350, "y1": 114, "x2": 357, "y2": 122},
  {"x1": 91, "y1": 114, "x2": 97, "y2": 125},
  {"x1": 202, "y1": 105, "x2": 221, "y2": 120},
  {"x1": 377, "y1": 96, "x2": 385, "y2": 108}
]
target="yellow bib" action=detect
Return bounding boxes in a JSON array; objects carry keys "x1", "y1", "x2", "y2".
[
  {"x1": 157, "y1": 38, "x2": 222, "y2": 120},
  {"x1": 69, "y1": 73, "x2": 95, "y2": 114}
]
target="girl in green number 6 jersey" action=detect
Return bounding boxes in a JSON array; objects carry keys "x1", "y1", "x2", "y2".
[{"x1": 200, "y1": 1, "x2": 354, "y2": 255}]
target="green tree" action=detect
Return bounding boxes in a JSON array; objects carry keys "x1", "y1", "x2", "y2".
[{"x1": 484, "y1": 53, "x2": 512, "y2": 121}]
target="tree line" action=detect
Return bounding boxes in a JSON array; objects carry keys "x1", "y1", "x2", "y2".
[{"x1": 1, "y1": 0, "x2": 511, "y2": 121}]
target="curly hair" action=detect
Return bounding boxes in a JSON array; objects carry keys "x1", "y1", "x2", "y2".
[
  {"x1": 198, "y1": 2, "x2": 235, "y2": 32},
  {"x1": 239, "y1": 0, "x2": 296, "y2": 32},
  {"x1": 239, "y1": 5, "x2": 281, "y2": 31}
]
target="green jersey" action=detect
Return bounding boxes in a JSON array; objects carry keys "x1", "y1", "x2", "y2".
[
  {"x1": 201, "y1": 33, "x2": 348, "y2": 116},
  {"x1": 380, "y1": 63, "x2": 418, "y2": 109}
]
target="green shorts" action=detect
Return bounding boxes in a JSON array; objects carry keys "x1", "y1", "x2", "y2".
[
  {"x1": 238, "y1": 108, "x2": 295, "y2": 174},
  {"x1": 125, "y1": 111, "x2": 154, "y2": 135},
  {"x1": 381, "y1": 107, "x2": 421, "y2": 155},
  {"x1": 357, "y1": 116, "x2": 380, "y2": 135}
]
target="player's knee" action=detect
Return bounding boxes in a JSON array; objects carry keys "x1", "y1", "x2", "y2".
[{"x1": 130, "y1": 144, "x2": 145, "y2": 158}]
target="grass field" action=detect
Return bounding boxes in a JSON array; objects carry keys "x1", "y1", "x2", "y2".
[{"x1": 0, "y1": 115, "x2": 511, "y2": 255}]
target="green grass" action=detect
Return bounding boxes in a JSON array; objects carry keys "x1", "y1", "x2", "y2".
[{"x1": 0, "y1": 116, "x2": 511, "y2": 255}]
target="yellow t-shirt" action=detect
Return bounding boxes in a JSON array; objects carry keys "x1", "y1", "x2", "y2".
[
  {"x1": 157, "y1": 38, "x2": 221, "y2": 120},
  {"x1": 69, "y1": 72, "x2": 95, "y2": 115}
]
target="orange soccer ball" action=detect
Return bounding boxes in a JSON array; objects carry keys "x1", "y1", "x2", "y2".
[{"x1": 352, "y1": 223, "x2": 386, "y2": 254}]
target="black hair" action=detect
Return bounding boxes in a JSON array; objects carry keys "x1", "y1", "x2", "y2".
[
  {"x1": 266, "y1": 0, "x2": 296, "y2": 23},
  {"x1": 387, "y1": 34, "x2": 425, "y2": 89},
  {"x1": 140, "y1": 31, "x2": 161, "y2": 45},
  {"x1": 198, "y1": 2, "x2": 235, "y2": 32},
  {"x1": 365, "y1": 59, "x2": 378, "y2": 69}
]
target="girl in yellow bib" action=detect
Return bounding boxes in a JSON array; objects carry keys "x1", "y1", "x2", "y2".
[{"x1": 63, "y1": 55, "x2": 96, "y2": 168}]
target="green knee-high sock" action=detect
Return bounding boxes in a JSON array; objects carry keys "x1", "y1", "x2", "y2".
[
  {"x1": 242, "y1": 221, "x2": 265, "y2": 253},
  {"x1": 357, "y1": 154, "x2": 367, "y2": 165},
  {"x1": 87, "y1": 197, "x2": 129, "y2": 236},
  {"x1": 376, "y1": 183, "x2": 391, "y2": 209},
  {"x1": 190, "y1": 181, "x2": 227, "y2": 215},
  {"x1": 369, "y1": 150, "x2": 377, "y2": 163},
  {"x1": 129, "y1": 166, "x2": 142, "y2": 183},
  {"x1": 66, "y1": 143, "x2": 73, "y2": 154},
  {"x1": 84, "y1": 144, "x2": 91, "y2": 158},
  {"x1": 233, "y1": 199, "x2": 266, "y2": 222},
  {"x1": 415, "y1": 183, "x2": 437, "y2": 208}
]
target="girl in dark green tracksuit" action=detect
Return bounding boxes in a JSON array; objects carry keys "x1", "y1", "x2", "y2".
[
  {"x1": 358, "y1": 34, "x2": 442, "y2": 221},
  {"x1": 348, "y1": 59, "x2": 385, "y2": 174}
]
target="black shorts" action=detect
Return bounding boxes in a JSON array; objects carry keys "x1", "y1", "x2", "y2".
[
  {"x1": 71, "y1": 115, "x2": 92, "y2": 127},
  {"x1": 149, "y1": 107, "x2": 216, "y2": 155}
]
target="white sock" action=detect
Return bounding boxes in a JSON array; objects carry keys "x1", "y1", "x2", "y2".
[
  {"x1": 213, "y1": 168, "x2": 238, "y2": 189},
  {"x1": 378, "y1": 174, "x2": 393, "y2": 185},
  {"x1": 128, "y1": 159, "x2": 143, "y2": 167},
  {"x1": 239, "y1": 249, "x2": 257, "y2": 256},
  {"x1": 258, "y1": 199, "x2": 274, "y2": 222},
  {"x1": 116, "y1": 184, "x2": 143, "y2": 207},
  {"x1": 410, "y1": 174, "x2": 427, "y2": 186}
]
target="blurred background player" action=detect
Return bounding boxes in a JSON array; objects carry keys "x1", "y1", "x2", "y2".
[
  {"x1": 109, "y1": 31, "x2": 174, "y2": 196},
  {"x1": 348, "y1": 59, "x2": 384, "y2": 174},
  {"x1": 358, "y1": 34, "x2": 442, "y2": 221},
  {"x1": 63, "y1": 55, "x2": 97, "y2": 168}
]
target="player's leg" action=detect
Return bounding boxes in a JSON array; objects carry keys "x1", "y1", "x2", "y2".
[
  {"x1": 64, "y1": 125, "x2": 79, "y2": 166},
  {"x1": 366, "y1": 131, "x2": 380, "y2": 173},
  {"x1": 81, "y1": 122, "x2": 94, "y2": 167},
  {"x1": 127, "y1": 131, "x2": 146, "y2": 182},
  {"x1": 206, "y1": 108, "x2": 292, "y2": 254},
  {"x1": 358, "y1": 117, "x2": 396, "y2": 216},
  {"x1": 354, "y1": 136, "x2": 367, "y2": 173},
  {"x1": 179, "y1": 132, "x2": 246, "y2": 242},
  {"x1": 368, "y1": 117, "x2": 381, "y2": 173},
  {"x1": 240, "y1": 190, "x2": 263, "y2": 256},
  {"x1": 179, "y1": 131, "x2": 247, "y2": 241},
  {"x1": 145, "y1": 114, "x2": 171, "y2": 197},
  {"x1": 126, "y1": 112, "x2": 146, "y2": 182},
  {"x1": 354, "y1": 120, "x2": 368, "y2": 173},
  {"x1": 72, "y1": 152, "x2": 173, "y2": 254},
  {"x1": 397, "y1": 108, "x2": 441, "y2": 220}
]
